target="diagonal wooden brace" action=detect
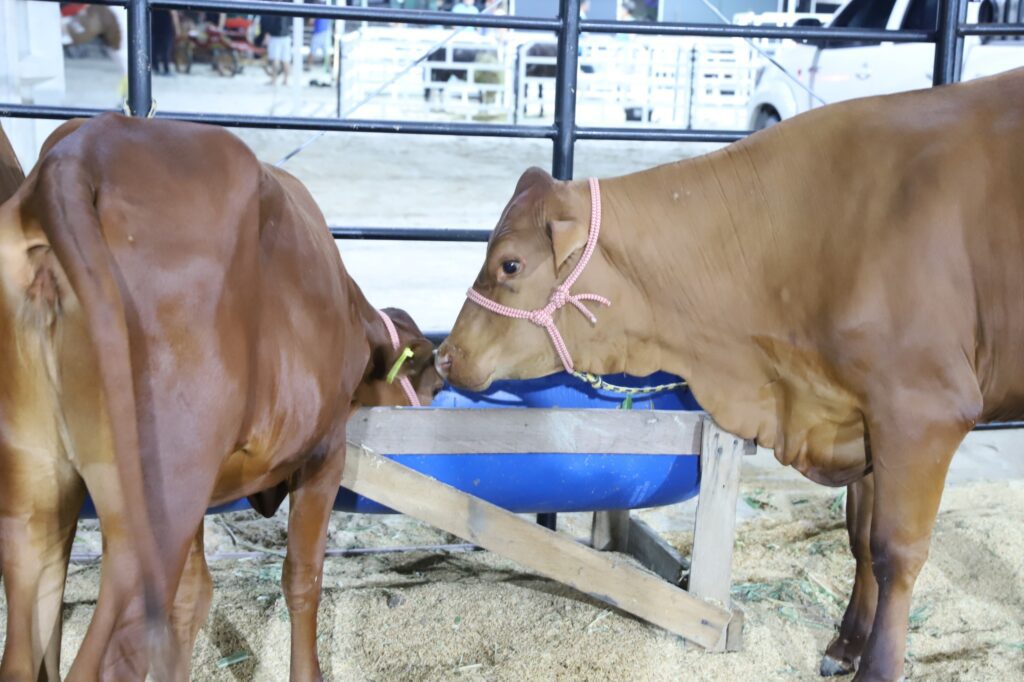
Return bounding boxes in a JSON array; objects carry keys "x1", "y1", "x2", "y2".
[{"x1": 341, "y1": 442, "x2": 734, "y2": 650}]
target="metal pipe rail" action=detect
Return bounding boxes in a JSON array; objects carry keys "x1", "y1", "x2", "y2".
[
  {"x1": 329, "y1": 227, "x2": 491, "y2": 242},
  {"x1": 155, "y1": 0, "x2": 562, "y2": 31},
  {"x1": 0, "y1": 103, "x2": 755, "y2": 144},
  {"x1": 33, "y1": 0, "x2": 946, "y2": 42},
  {"x1": 958, "y1": 22, "x2": 1024, "y2": 35},
  {"x1": 580, "y1": 19, "x2": 935, "y2": 42}
]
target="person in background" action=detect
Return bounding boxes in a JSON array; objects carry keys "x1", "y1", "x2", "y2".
[
  {"x1": 307, "y1": 15, "x2": 332, "y2": 70},
  {"x1": 452, "y1": 0, "x2": 479, "y2": 14},
  {"x1": 580, "y1": 0, "x2": 591, "y2": 19},
  {"x1": 151, "y1": 9, "x2": 178, "y2": 76},
  {"x1": 261, "y1": 13, "x2": 292, "y2": 86},
  {"x1": 481, "y1": 0, "x2": 506, "y2": 38}
]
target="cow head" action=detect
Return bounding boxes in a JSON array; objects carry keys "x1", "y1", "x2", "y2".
[
  {"x1": 438, "y1": 167, "x2": 627, "y2": 391},
  {"x1": 356, "y1": 306, "x2": 443, "y2": 408}
]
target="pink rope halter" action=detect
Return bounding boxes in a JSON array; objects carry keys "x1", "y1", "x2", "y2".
[
  {"x1": 465, "y1": 177, "x2": 610, "y2": 374},
  {"x1": 376, "y1": 309, "x2": 422, "y2": 407}
]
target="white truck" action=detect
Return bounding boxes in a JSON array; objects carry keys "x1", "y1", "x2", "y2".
[{"x1": 746, "y1": 0, "x2": 1024, "y2": 129}]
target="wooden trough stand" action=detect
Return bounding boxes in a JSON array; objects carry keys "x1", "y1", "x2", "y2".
[{"x1": 344, "y1": 408, "x2": 753, "y2": 652}]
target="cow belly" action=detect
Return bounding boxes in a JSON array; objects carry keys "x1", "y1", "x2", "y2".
[
  {"x1": 207, "y1": 386, "x2": 343, "y2": 505},
  {"x1": 209, "y1": 447, "x2": 290, "y2": 505}
]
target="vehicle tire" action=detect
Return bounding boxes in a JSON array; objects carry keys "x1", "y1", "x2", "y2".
[{"x1": 754, "y1": 108, "x2": 782, "y2": 130}]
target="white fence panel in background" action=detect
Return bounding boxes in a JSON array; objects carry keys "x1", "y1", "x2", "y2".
[{"x1": 332, "y1": 13, "x2": 836, "y2": 129}]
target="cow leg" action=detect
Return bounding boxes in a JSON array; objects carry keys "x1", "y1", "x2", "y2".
[
  {"x1": 852, "y1": 412, "x2": 971, "y2": 682},
  {"x1": 822, "y1": 474, "x2": 877, "y2": 676},
  {"x1": 65, "y1": 505, "x2": 153, "y2": 681},
  {"x1": 37, "y1": 487, "x2": 81, "y2": 682},
  {"x1": 123, "y1": 494, "x2": 217, "y2": 682},
  {"x1": 67, "y1": 473, "x2": 211, "y2": 682},
  {"x1": 283, "y1": 436, "x2": 347, "y2": 682},
  {"x1": 168, "y1": 521, "x2": 213, "y2": 676},
  {"x1": 0, "y1": 453, "x2": 84, "y2": 682}
]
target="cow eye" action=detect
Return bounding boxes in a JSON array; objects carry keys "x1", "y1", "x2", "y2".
[{"x1": 501, "y1": 260, "x2": 522, "y2": 276}]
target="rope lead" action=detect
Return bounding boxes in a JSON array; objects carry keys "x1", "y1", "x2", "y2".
[{"x1": 571, "y1": 371, "x2": 689, "y2": 397}]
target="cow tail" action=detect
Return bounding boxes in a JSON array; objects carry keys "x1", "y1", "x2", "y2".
[{"x1": 33, "y1": 156, "x2": 167, "y2": 647}]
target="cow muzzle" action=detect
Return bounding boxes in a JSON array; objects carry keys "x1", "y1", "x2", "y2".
[{"x1": 435, "y1": 341, "x2": 495, "y2": 391}]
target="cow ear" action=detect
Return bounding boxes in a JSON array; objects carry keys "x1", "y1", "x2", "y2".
[
  {"x1": 409, "y1": 338, "x2": 435, "y2": 371},
  {"x1": 387, "y1": 337, "x2": 435, "y2": 384},
  {"x1": 514, "y1": 166, "x2": 554, "y2": 196},
  {"x1": 549, "y1": 219, "x2": 587, "y2": 272}
]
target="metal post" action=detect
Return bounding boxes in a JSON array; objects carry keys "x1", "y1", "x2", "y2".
[
  {"x1": 292, "y1": 1, "x2": 304, "y2": 99},
  {"x1": 551, "y1": 0, "x2": 581, "y2": 180},
  {"x1": 537, "y1": 0, "x2": 583, "y2": 529},
  {"x1": 512, "y1": 44, "x2": 521, "y2": 125},
  {"x1": 933, "y1": 0, "x2": 966, "y2": 85},
  {"x1": 686, "y1": 44, "x2": 696, "y2": 129},
  {"x1": 126, "y1": 0, "x2": 152, "y2": 116},
  {"x1": 335, "y1": 10, "x2": 343, "y2": 119}
]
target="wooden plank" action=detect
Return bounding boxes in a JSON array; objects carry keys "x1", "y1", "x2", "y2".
[
  {"x1": 341, "y1": 443, "x2": 732, "y2": 649},
  {"x1": 626, "y1": 517, "x2": 689, "y2": 585},
  {"x1": 591, "y1": 510, "x2": 630, "y2": 552},
  {"x1": 347, "y1": 407, "x2": 702, "y2": 455},
  {"x1": 689, "y1": 417, "x2": 745, "y2": 651},
  {"x1": 725, "y1": 608, "x2": 745, "y2": 652}
]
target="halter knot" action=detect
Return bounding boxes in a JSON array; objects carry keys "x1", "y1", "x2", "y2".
[
  {"x1": 528, "y1": 307, "x2": 555, "y2": 327},
  {"x1": 550, "y1": 287, "x2": 570, "y2": 307}
]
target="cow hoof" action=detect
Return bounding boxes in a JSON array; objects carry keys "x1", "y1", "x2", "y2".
[{"x1": 820, "y1": 654, "x2": 855, "y2": 677}]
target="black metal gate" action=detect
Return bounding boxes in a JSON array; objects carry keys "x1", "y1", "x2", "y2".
[{"x1": 8, "y1": 0, "x2": 1022, "y2": 218}]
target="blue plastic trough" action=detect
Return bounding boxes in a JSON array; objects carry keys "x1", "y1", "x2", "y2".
[
  {"x1": 337, "y1": 371, "x2": 703, "y2": 514},
  {"x1": 79, "y1": 372, "x2": 702, "y2": 519}
]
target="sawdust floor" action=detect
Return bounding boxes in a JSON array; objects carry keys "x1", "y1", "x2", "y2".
[{"x1": 3, "y1": 474, "x2": 1019, "y2": 681}]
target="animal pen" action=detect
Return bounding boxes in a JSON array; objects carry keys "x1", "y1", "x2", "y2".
[{"x1": 3, "y1": 0, "x2": 1024, "y2": 653}]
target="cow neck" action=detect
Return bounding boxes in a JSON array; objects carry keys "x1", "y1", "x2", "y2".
[
  {"x1": 375, "y1": 309, "x2": 421, "y2": 407},
  {"x1": 349, "y1": 285, "x2": 419, "y2": 407},
  {"x1": 588, "y1": 148, "x2": 771, "y2": 382}
]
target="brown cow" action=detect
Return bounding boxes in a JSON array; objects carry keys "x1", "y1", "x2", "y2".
[
  {"x1": 0, "y1": 123, "x2": 22, "y2": 204},
  {"x1": 438, "y1": 69, "x2": 1024, "y2": 681},
  {"x1": 0, "y1": 123, "x2": 84, "y2": 682},
  {"x1": 0, "y1": 113, "x2": 440, "y2": 680}
]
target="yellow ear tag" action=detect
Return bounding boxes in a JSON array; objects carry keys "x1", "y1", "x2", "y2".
[{"x1": 386, "y1": 347, "x2": 415, "y2": 385}]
